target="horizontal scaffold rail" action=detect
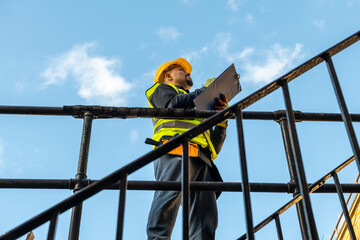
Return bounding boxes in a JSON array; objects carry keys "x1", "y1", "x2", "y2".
[
  {"x1": 1, "y1": 178, "x2": 360, "y2": 193},
  {"x1": 1, "y1": 106, "x2": 360, "y2": 122}
]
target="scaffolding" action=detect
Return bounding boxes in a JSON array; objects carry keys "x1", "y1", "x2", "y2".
[
  {"x1": 331, "y1": 175, "x2": 360, "y2": 239},
  {"x1": 0, "y1": 30, "x2": 360, "y2": 239}
]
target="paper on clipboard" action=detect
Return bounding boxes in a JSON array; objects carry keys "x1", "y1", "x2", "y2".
[{"x1": 194, "y1": 64, "x2": 241, "y2": 110}]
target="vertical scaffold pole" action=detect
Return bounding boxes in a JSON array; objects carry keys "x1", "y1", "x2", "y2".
[
  {"x1": 68, "y1": 112, "x2": 93, "y2": 240},
  {"x1": 332, "y1": 172, "x2": 356, "y2": 240},
  {"x1": 278, "y1": 116, "x2": 308, "y2": 239},
  {"x1": 235, "y1": 106, "x2": 254, "y2": 240},
  {"x1": 323, "y1": 53, "x2": 360, "y2": 172},
  {"x1": 116, "y1": 175, "x2": 128, "y2": 240},
  {"x1": 182, "y1": 140, "x2": 190, "y2": 240},
  {"x1": 281, "y1": 81, "x2": 319, "y2": 240},
  {"x1": 274, "y1": 214, "x2": 284, "y2": 240},
  {"x1": 47, "y1": 212, "x2": 59, "y2": 240}
]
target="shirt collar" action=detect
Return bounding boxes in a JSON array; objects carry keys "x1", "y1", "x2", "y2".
[{"x1": 175, "y1": 85, "x2": 190, "y2": 93}]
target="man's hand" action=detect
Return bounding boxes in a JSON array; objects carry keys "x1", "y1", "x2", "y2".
[
  {"x1": 214, "y1": 94, "x2": 229, "y2": 111},
  {"x1": 204, "y1": 77, "x2": 216, "y2": 87},
  {"x1": 214, "y1": 94, "x2": 229, "y2": 128}
]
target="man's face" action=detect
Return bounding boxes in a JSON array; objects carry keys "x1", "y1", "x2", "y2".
[{"x1": 166, "y1": 66, "x2": 193, "y2": 90}]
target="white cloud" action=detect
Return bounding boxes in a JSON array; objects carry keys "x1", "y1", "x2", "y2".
[
  {"x1": 215, "y1": 32, "x2": 305, "y2": 85},
  {"x1": 313, "y1": 19, "x2": 325, "y2": 30},
  {"x1": 157, "y1": 26, "x2": 180, "y2": 41},
  {"x1": 42, "y1": 42, "x2": 132, "y2": 105},
  {"x1": 130, "y1": 129, "x2": 139, "y2": 143},
  {"x1": 181, "y1": 46, "x2": 208, "y2": 62},
  {"x1": 215, "y1": 33, "x2": 254, "y2": 62},
  {"x1": 227, "y1": 0, "x2": 245, "y2": 12},
  {"x1": 242, "y1": 43, "x2": 305, "y2": 85},
  {"x1": 216, "y1": 32, "x2": 231, "y2": 57},
  {"x1": 246, "y1": 13, "x2": 254, "y2": 23}
]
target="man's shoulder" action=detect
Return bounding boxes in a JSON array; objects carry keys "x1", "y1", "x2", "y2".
[
  {"x1": 154, "y1": 83, "x2": 179, "y2": 95},
  {"x1": 157, "y1": 83, "x2": 178, "y2": 91},
  {"x1": 151, "y1": 83, "x2": 179, "y2": 108}
]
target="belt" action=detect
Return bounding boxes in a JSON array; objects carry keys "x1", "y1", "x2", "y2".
[
  {"x1": 160, "y1": 138, "x2": 199, "y2": 157},
  {"x1": 145, "y1": 136, "x2": 212, "y2": 162}
]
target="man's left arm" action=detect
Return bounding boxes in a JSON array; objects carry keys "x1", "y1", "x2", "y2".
[{"x1": 211, "y1": 125, "x2": 227, "y2": 154}]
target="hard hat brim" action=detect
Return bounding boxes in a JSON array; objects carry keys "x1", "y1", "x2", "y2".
[{"x1": 154, "y1": 58, "x2": 192, "y2": 83}]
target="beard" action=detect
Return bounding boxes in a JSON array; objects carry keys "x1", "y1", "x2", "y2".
[{"x1": 185, "y1": 78, "x2": 193, "y2": 87}]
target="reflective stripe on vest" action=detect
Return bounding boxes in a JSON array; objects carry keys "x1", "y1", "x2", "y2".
[
  {"x1": 145, "y1": 83, "x2": 218, "y2": 160},
  {"x1": 154, "y1": 121, "x2": 197, "y2": 134}
]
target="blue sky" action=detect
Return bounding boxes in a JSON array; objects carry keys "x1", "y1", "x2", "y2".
[{"x1": 1, "y1": 1, "x2": 360, "y2": 239}]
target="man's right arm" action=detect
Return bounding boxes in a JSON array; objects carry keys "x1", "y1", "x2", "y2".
[{"x1": 151, "y1": 84, "x2": 205, "y2": 109}]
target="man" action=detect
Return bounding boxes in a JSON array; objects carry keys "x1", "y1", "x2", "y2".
[{"x1": 145, "y1": 58, "x2": 228, "y2": 240}]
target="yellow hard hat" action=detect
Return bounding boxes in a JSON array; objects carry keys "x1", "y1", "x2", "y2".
[{"x1": 154, "y1": 58, "x2": 192, "y2": 83}]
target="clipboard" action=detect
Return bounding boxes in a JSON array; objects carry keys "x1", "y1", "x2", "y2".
[{"x1": 194, "y1": 64, "x2": 241, "y2": 110}]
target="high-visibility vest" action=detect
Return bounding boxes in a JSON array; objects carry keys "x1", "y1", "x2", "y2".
[{"x1": 145, "y1": 83, "x2": 218, "y2": 161}]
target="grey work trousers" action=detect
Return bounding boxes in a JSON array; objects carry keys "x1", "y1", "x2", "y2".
[{"x1": 146, "y1": 154, "x2": 219, "y2": 240}]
